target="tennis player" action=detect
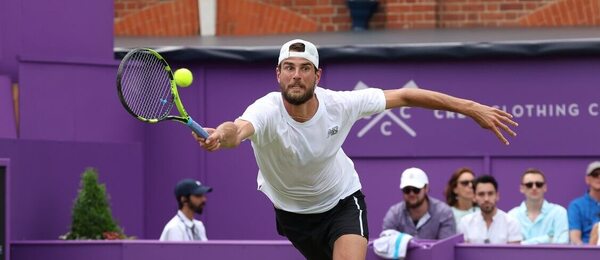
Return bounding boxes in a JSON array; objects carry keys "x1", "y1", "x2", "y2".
[{"x1": 194, "y1": 39, "x2": 517, "y2": 260}]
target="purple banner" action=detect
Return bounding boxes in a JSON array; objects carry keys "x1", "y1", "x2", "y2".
[{"x1": 323, "y1": 59, "x2": 600, "y2": 157}]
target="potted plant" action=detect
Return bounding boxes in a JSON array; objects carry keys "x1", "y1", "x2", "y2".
[{"x1": 61, "y1": 168, "x2": 127, "y2": 240}]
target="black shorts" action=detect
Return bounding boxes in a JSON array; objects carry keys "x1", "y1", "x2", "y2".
[{"x1": 274, "y1": 190, "x2": 369, "y2": 260}]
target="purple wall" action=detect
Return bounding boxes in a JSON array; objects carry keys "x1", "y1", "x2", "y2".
[
  {"x1": 456, "y1": 243, "x2": 600, "y2": 259},
  {"x1": 0, "y1": 139, "x2": 144, "y2": 240},
  {"x1": 19, "y1": 0, "x2": 114, "y2": 65},
  {"x1": 0, "y1": 0, "x2": 21, "y2": 82},
  {"x1": 336, "y1": 59, "x2": 600, "y2": 157},
  {"x1": 11, "y1": 237, "x2": 600, "y2": 260},
  {"x1": 0, "y1": 75, "x2": 16, "y2": 138},
  {"x1": 18, "y1": 62, "x2": 144, "y2": 143},
  {"x1": 3, "y1": 0, "x2": 600, "y2": 245},
  {"x1": 1, "y1": 0, "x2": 147, "y2": 241}
]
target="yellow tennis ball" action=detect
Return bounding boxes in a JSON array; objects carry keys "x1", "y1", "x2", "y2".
[{"x1": 174, "y1": 68, "x2": 193, "y2": 87}]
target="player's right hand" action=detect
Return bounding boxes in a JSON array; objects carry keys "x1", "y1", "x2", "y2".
[{"x1": 193, "y1": 128, "x2": 222, "y2": 152}]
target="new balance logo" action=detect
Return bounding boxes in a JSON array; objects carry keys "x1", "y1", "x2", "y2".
[{"x1": 327, "y1": 126, "x2": 339, "y2": 138}]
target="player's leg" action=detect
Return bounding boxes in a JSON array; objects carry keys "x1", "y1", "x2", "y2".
[
  {"x1": 333, "y1": 234, "x2": 368, "y2": 260},
  {"x1": 329, "y1": 190, "x2": 370, "y2": 260},
  {"x1": 274, "y1": 208, "x2": 331, "y2": 260}
]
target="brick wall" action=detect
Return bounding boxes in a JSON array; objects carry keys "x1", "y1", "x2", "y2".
[
  {"x1": 520, "y1": 0, "x2": 600, "y2": 26},
  {"x1": 114, "y1": 0, "x2": 600, "y2": 37},
  {"x1": 114, "y1": 0, "x2": 165, "y2": 20},
  {"x1": 217, "y1": 0, "x2": 318, "y2": 36},
  {"x1": 261, "y1": 0, "x2": 352, "y2": 31},
  {"x1": 115, "y1": 0, "x2": 199, "y2": 36},
  {"x1": 436, "y1": 0, "x2": 556, "y2": 28}
]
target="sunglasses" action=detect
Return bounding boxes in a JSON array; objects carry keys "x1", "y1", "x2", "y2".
[
  {"x1": 589, "y1": 171, "x2": 600, "y2": 178},
  {"x1": 458, "y1": 180, "x2": 473, "y2": 187},
  {"x1": 522, "y1": 181, "x2": 545, "y2": 189},
  {"x1": 402, "y1": 186, "x2": 422, "y2": 195}
]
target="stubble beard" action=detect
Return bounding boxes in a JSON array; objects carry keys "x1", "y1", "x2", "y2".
[
  {"x1": 281, "y1": 82, "x2": 315, "y2": 106},
  {"x1": 479, "y1": 203, "x2": 495, "y2": 214},
  {"x1": 406, "y1": 196, "x2": 426, "y2": 209},
  {"x1": 190, "y1": 202, "x2": 205, "y2": 215}
]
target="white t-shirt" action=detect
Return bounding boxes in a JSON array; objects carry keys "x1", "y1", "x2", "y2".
[
  {"x1": 452, "y1": 206, "x2": 479, "y2": 230},
  {"x1": 159, "y1": 210, "x2": 208, "y2": 241},
  {"x1": 458, "y1": 209, "x2": 522, "y2": 244},
  {"x1": 239, "y1": 87, "x2": 386, "y2": 213}
]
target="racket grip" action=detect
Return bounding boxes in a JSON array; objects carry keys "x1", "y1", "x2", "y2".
[{"x1": 187, "y1": 117, "x2": 210, "y2": 139}]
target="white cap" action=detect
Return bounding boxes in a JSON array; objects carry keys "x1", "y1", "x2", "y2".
[
  {"x1": 278, "y1": 39, "x2": 319, "y2": 69},
  {"x1": 400, "y1": 167, "x2": 429, "y2": 189},
  {"x1": 586, "y1": 161, "x2": 600, "y2": 175}
]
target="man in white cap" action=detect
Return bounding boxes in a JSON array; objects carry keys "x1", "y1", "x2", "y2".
[
  {"x1": 193, "y1": 39, "x2": 517, "y2": 259},
  {"x1": 382, "y1": 167, "x2": 456, "y2": 240},
  {"x1": 568, "y1": 161, "x2": 600, "y2": 244}
]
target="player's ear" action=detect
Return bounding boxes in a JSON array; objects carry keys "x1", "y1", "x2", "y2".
[{"x1": 315, "y1": 67, "x2": 322, "y2": 84}]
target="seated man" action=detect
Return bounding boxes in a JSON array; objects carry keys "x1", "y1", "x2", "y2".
[
  {"x1": 459, "y1": 175, "x2": 521, "y2": 244},
  {"x1": 160, "y1": 179, "x2": 212, "y2": 241},
  {"x1": 382, "y1": 167, "x2": 456, "y2": 239},
  {"x1": 508, "y1": 168, "x2": 568, "y2": 244},
  {"x1": 568, "y1": 161, "x2": 600, "y2": 244}
]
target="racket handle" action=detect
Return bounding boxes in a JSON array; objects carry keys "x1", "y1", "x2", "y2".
[{"x1": 187, "y1": 117, "x2": 210, "y2": 139}]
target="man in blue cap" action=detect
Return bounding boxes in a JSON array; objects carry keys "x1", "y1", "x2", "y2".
[{"x1": 159, "y1": 179, "x2": 212, "y2": 241}]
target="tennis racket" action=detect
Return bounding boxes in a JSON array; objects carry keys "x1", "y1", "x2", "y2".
[{"x1": 116, "y1": 48, "x2": 209, "y2": 138}]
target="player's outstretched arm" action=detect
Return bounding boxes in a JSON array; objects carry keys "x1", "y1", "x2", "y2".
[
  {"x1": 193, "y1": 119, "x2": 255, "y2": 151},
  {"x1": 384, "y1": 88, "x2": 518, "y2": 145}
]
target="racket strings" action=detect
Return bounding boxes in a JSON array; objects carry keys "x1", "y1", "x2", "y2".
[
  {"x1": 136, "y1": 54, "x2": 170, "y2": 118},
  {"x1": 130, "y1": 51, "x2": 171, "y2": 119},
  {"x1": 120, "y1": 50, "x2": 174, "y2": 120}
]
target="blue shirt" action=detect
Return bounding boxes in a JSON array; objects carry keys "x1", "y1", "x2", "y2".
[
  {"x1": 568, "y1": 193, "x2": 600, "y2": 243},
  {"x1": 508, "y1": 200, "x2": 569, "y2": 244}
]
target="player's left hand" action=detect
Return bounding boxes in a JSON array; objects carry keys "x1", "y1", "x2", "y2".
[{"x1": 469, "y1": 103, "x2": 518, "y2": 145}]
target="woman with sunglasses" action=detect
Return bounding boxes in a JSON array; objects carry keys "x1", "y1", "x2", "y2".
[{"x1": 444, "y1": 167, "x2": 479, "y2": 229}]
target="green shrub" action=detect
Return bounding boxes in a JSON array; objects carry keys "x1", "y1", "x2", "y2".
[{"x1": 63, "y1": 168, "x2": 126, "y2": 240}]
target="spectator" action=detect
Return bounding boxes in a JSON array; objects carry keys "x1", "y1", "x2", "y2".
[
  {"x1": 382, "y1": 167, "x2": 456, "y2": 239},
  {"x1": 444, "y1": 167, "x2": 479, "y2": 228},
  {"x1": 568, "y1": 161, "x2": 600, "y2": 245},
  {"x1": 458, "y1": 175, "x2": 521, "y2": 244},
  {"x1": 508, "y1": 168, "x2": 568, "y2": 244}
]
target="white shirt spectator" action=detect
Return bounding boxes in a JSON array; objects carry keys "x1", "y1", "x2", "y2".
[
  {"x1": 159, "y1": 210, "x2": 207, "y2": 241},
  {"x1": 458, "y1": 209, "x2": 522, "y2": 244}
]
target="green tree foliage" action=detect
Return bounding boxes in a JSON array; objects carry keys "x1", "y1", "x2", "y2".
[{"x1": 65, "y1": 168, "x2": 125, "y2": 240}]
